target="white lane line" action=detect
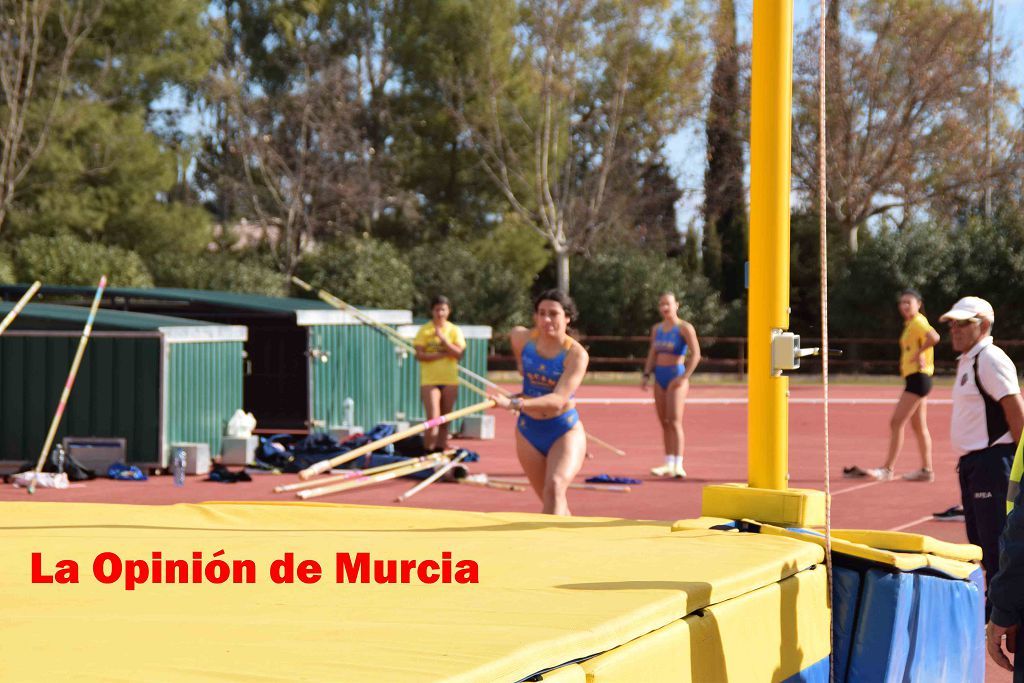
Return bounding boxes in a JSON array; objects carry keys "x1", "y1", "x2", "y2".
[
  {"x1": 831, "y1": 480, "x2": 885, "y2": 496},
  {"x1": 574, "y1": 397, "x2": 953, "y2": 405},
  {"x1": 887, "y1": 515, "x2": 936, "y2": 532}
]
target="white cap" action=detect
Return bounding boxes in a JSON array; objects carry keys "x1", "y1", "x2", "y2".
[{"x1": 939, "y1": 296, "x2": 994, "y2": 323}]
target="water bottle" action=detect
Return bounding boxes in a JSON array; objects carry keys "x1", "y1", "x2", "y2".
[
  {"x1": 172, "y1": 447, "x2": 187, "y2": 487},
  {"x1": 52, "y1": 444, "x2": 66, "y2": 475},
  {"x1": 342, "y1": 397, "x2": 355, "y2": 428}
]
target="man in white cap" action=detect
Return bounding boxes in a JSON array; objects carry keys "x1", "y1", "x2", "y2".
[{"x1": 941, "y1": 296, "x2": 1024, "y2": 618}]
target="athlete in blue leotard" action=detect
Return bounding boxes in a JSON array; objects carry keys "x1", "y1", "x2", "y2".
[
  {"x1": 642, "y1": 292, "x2": 701, "y2": 478},
  {"x1": 489, "y1": 289, "x2": 589, "y2": 515}
]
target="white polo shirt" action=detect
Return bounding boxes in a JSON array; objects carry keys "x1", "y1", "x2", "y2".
[{"x1": 951, "y1": 336, "x2": 1021, "y2": 455}]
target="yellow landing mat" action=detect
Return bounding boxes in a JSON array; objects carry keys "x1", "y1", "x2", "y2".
[
  {"x1": 0, "y1": 502, "x2": 823, "y2": 682},
  {"x1": 580, "y1": 565, "x2": 830, "y2": 682}
]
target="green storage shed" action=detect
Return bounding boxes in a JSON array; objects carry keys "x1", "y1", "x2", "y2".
[
  {"x1": 0, "y1": 286, "x2": 413, "y2": 432},
  {"x1": 0, "y1": 302, "x2": 246, "y2": 465}
]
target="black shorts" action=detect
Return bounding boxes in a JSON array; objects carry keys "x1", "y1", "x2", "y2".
[{"x1": 904, "y1": 372, "x2": 933, "y2": 397}]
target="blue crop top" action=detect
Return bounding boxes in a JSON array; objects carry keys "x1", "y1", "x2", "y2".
[
  {"x1": 521, "y1": 337, "x2": 573, "y2": 398},
  {"x1": 654, "y1": 324, "x2": 687, "y2": 356}
]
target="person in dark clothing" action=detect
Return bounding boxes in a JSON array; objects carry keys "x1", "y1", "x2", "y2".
[{"x1": 987, "y1": 484, "x2": 1024, "y2": 678}]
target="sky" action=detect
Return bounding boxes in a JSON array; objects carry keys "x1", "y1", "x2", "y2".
[{"x1": 665, "y1": 0, "x2": 1024, "y2": 233}]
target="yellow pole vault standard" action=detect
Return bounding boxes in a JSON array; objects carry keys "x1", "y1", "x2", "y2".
[
  {"x1": 747, "y1": 0, "x2": 792, "y2": 491},
  {"x1": 700, "y1": 1, "x2": 824, "y2": 526}
]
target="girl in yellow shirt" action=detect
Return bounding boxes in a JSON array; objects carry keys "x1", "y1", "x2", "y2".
[
  {"x1": 413, "y1": 296, "x2": 466, "y2": 451},
  {"x1": 850, "y1": 289, "x2": 939, "y2": 482}
]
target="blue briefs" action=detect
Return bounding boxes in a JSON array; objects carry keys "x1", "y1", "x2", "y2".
[
  {"x1": 654, "y1": 365, "x2": 685, "y2": 389},
  {"x1": 517, "y1": 409, "x2": 580, "y2": 456}
]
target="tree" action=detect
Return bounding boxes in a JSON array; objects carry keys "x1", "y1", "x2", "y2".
[
  {"x1": 198, "y1": 1, "x2": 415, "y2": 275},
  {"x1": 407, "y1": 225, "x2": 548, "y2": 329},
  {"x1": 0, "y1": 0, "x2": 104, "y2": 232},
  {"x1": 12, "y1": 232, "x2": 154, "y2": 286},
  {"x1": 1, "y1": 0, "x2": 218, "y2": 260},
  {"x1": 297, "y1": 238, "x2": 415, "y2": 310},
  {"x1": 625, "y1": 156, "x2": 684, "y2": 254},
  {"x1": 148, "y1": 250, "x2": 288, "y2": 297},
  {"x1": 702, "y1": 0, "x2": 747, "y2": 300},
  {"x1": 445, "y1": 0, "x2": 703, "y2": 293},
  {"x1": 4, "y1": 102, "x2": 211, "y2": 256},
  {"x1": 793, "y1": 0, "x2": 1022, "y2": 251},
  {"x1": 570, "y1": 249, "x2": 724, "y2": 336},
  {"x1": 385, "y1": 0, "x2": 513, "y2": 244}
]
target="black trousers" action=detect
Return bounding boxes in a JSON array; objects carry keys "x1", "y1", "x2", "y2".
[
  {"x1": 1017, "y1": 624, "x2": 1024, "y2": 683},
  {"x1": 959, "y1": 443, "x2": 1015, "y2": 617}
]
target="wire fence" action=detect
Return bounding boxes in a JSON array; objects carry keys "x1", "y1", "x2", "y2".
[{"x1": 487, "y1": 335, "x2": 1024, "y2": 377}]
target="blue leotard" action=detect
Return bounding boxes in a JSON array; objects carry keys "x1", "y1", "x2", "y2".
[
  {"x1": 653, "y1": 324, "x2": 687, "y2": 389},
  {"x1": 654, "y1": 324, "x2": 687, "y2": 356},
  {"x1": 517, "y1": 336, "x2": 580, "y2": 456}
]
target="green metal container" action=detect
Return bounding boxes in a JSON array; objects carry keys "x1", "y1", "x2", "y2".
[
  {"x1": 0, "y1": 302, "x2": 245, "y2": 465},
  {"x1": 394, "y1": 323, "x2": 493, "y2": 428},
  {"x1": 0, "y1": 286, "x2": 414, "y2": 434},
  {"x1": 303, "y1": 309, "x2": 413, "y2": 431}
]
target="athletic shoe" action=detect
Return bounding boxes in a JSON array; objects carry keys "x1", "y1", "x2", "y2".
[
  {"x1": 933, "y1": 505, "x2": 965, "y2": 522},
  {"x1": 864, "y1": 467, "x2": 894, "y2": 481},
  {"x1": 650, "y1": 464, "x2": 675, "y2": 477},
  {"x1": 674, "y1": 463, "x2": 687, "y2": 479},
  {"x1": 902, "y1": 468, "x2": 935, "y2": 482}
]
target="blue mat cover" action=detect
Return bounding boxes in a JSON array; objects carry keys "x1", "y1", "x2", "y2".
[{"x1": 841, "y1": 565, "x2": 984, "y2": 682}]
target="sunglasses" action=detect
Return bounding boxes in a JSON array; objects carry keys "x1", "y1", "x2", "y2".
[{"x1": 948, "y1": 318, "x2": 980, "y2": 328}]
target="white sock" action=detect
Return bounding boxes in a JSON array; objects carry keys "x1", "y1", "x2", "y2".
[
  {"x1": 677, "y1": 455, "x2": 684, "y2": 466},
  {"x1": 664, "y1": 455, "x2": 675, "y2": 466}
]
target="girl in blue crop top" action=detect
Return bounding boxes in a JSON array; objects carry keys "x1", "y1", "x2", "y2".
[
  {"x1": 641, "y1": 292, "x2": 701, "y2": 479},
  {"x1": 489, "y1": 289, "x2": 589, "y2": 516}
]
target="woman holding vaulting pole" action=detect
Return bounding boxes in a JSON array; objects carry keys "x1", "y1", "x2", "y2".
[{"x1": 488, "y1": 290, "x2": 589, "y2": 516}]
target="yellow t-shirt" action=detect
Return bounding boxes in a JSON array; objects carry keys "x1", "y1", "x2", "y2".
[
  {"x1": 899, "y1": 313, "x2": 935, "y2": 377},
  {"x1": 414, "y1": 321, "x2": 466, "y2": 386}
]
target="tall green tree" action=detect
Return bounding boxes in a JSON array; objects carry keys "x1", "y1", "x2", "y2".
[
  {"x1": 702, "y1": 0, "x2": 746, "y2": 301},
  {"x1": 385, "y1": 0, "x2": 513, "y2": 244},
  {"x1": 1, "y1": 0, "x2": 217, "y2": 255},
  {"x1": 198, "y1": 1, "x2": 423, "y2": 274}
]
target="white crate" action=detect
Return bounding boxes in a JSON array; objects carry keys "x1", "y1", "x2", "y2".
[
  {"x1": 459, "y1": 415, "x2": 495, "y2": 440},
  {"x1": 63, "y1": 437, "x2": 127, "y2": 471},
  {"x1": 170, "y1": 442, "x2": 211, "y2": 475},
  {"x1": 221, "y1": 436, "x2": 258, "y2": 466}
]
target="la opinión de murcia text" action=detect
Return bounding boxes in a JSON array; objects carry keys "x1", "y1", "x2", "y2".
[{"x1": 31, "y1": 551, "x2": 480, "y2": 590}]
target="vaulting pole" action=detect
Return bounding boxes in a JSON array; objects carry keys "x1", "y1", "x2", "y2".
[
  {"x1": 28, "y1": 276, "x2": 107, "y2": 494},
  {"x1": 0, "y1": 280, "x2": 42, "y2": 337}
]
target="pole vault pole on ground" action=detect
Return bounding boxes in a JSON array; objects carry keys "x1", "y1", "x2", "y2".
[
  {"x1": 297, "y1": 400, "x2": 494, "y2": 479},
  {"x1": 275, "y1": 452, "x2": 453, "y2": 493},
  {"x1": 291, "y1": 276, "x2": 626, "y2": 457},
  {"x1": 28, "y1": 276, "x2": 107, "y2": 494},
  {"x1": 396, "y1": 451, "x2": 468, "y2": 503}
]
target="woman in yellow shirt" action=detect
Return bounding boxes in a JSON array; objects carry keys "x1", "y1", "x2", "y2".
[
  {"x1": 854, "y1": 289, "x2": 939, "y2": 482},
  {"x1": 413, "y1": 296, "x2": 466, "y2": 451}
]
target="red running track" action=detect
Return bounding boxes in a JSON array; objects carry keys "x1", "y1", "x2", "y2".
[{"x1": 0, "y1": 382, "x2": 969, "y2": 539}]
